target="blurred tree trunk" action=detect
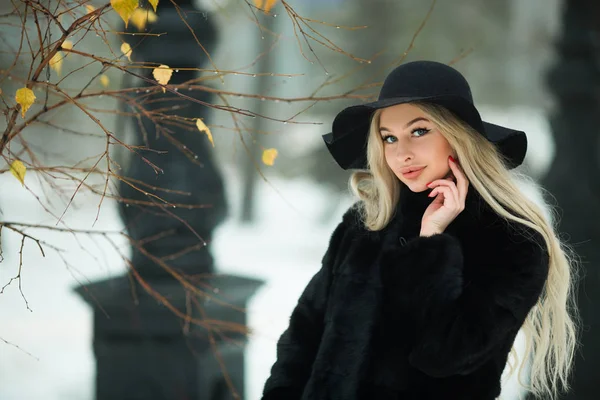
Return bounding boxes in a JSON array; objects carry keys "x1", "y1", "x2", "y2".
[
  {"x1": 240, "y1": 12, "x2": 277, "y2": 223},
  {"x1": 541, "y1": 0, "x2": 600, "y2": 398}
]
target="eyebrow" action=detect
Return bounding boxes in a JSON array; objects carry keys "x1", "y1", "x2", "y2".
[{"x1": 380, "y1": 117, "x2": 430, "y2": 133}]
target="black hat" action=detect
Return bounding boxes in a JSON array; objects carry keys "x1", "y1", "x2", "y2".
[{"x1": 322, "y1": 60, "x2": 527, "y2": 170}]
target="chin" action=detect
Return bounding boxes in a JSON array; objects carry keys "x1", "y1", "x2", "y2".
[{"x1": 401, "y1": 180, "x2": 429, "y2": 193}]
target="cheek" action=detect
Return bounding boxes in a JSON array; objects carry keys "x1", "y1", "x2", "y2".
[
  {"x1": 430, "y1": 148, "x2": 452, "y2": 176},
  {"x1": 429, "y1": 138, "x2": 452, "y2": 163},
  {"x1": 383, "y1": 146, "x2": 394, "y2": 167}
]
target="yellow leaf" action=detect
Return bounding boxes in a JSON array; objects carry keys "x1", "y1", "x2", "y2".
[
  {"x1": 263, "y1": 0, "x2": 278, "y2": 12},
  {"x1": 9, "y1": 160, "x2": 26, "y2": 185},
  {"x1": 130, "y1": 8, "x2": 158, "y2": 31},
  {"x1": 153, "y1": 64, "x2": 172, "y2": 92},
  {"x1": 254, "y1": 0, "x2": 278, "y2": 12},
  {"x1": 262, "y1": 148, "x2": 278, "y2": 166},
  {"x1": 148, "y1": 0, "x2": 159, "y2": 12},
  {"x1": 85, "y1": 4, "x2": 96, "y2": 20},
  {"x1": 61, "y1": 40, "x2": 73, "y2": 59},
  {"x1": 49, "y1": 52, "x2": 63, "y2": 75},
  {"x1": 121, "y1": 42, "x2": 132, "y2": 61},
  {"x1": 111, "y1": 0, "x2": 138, "y2": 27},
  {"x1": 196, "y1": 118, "x2": 214, "y2": 147},
  {"x1": 15, "y1": 87, "x2": 36, "y2": 118},
  {"x1": 100, "y1": 74, "x2": 110, "y2": 88}
]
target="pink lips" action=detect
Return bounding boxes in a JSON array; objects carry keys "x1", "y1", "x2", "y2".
[{"x1": 402, "y1": 167, "x2": 425, "y2": 179}]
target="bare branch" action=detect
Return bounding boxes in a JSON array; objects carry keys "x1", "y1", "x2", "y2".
[{"x1": 0, "y1": 336, "x2": 39, "y2": 361}]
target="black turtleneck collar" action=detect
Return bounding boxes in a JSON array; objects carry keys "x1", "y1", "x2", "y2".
[
  {"x1": 378, "y1": 182, "x2": 488, "y2": 242},
  {"x1": 397, "y1": 183, "x2": 435, "y2": 223}
]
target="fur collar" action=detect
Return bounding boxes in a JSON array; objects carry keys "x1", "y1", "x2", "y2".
[{"x1": 344, "y1": 183, "x2": 495, "y2": 245}]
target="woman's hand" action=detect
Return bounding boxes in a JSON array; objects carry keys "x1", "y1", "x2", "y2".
[{"x1": 420, "y1": 156, "x2": 470, "y2": 236}]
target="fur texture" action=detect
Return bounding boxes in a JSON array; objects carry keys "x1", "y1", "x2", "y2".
[{"x1": 262, "y1": 188, "x2": 549, "y2": 400}]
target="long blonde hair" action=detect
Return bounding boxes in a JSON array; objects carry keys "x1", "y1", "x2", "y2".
[{"x1": 349, "y1": 103, "x2": 580, "y2": 399}]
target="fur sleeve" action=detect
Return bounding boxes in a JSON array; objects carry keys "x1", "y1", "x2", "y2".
[
  {"x1": 261, "y1": 208, "x2": 354, "y2": 399},
  {"x1": 380, "y1": 224, "x2": 549, "y2": 378}
]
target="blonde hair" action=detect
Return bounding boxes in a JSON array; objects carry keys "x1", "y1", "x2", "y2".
[{"x1": 349, "y1": 103, "x2": 580, "y2": 400}]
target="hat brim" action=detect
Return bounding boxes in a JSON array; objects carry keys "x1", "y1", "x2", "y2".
[
  {"x1": 323, "y1": 96, "x2": 527, "y2": 170},
  {"x1": 483, "y1": 121, "x2": 527, "y2": 169}
]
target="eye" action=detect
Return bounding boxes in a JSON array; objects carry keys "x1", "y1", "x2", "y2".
[
  {"x1": 382, "y1": 135, "x2": 397, "y2": 144},
  {"x1": 412, "y1": 127, "x2": 430, "y2": 137}
]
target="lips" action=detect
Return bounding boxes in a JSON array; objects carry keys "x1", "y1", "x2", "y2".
[
  {"x1": 402, "y1": 167, "x2": 425, "y2": 179},
  {"x1": 400, "y1": 165, "x2": 425, "y2": 174}
]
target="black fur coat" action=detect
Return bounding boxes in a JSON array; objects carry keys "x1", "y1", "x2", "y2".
[{"x1": 262, "y1": 185, "x2": 549, "y2": 400}]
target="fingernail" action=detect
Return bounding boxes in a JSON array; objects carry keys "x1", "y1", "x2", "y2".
[
  {"x1": 426, "y1": 182, "x2": 432, "y2": 187},
  {"x1": 449, "y1": 155, "x2": 455, "y2": 162}
]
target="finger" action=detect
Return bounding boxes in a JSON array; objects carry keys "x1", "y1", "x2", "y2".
[
  {"x1": 428, "y1": 179, "x2": 459, "y2": 204},
  {"x1": 429, "y1": 186, "x2": 457, "y2": 208},
  {"x1": 428, "y1": 178, "x2": 458, "y2": 190},
  {"x1": 428, "y1": 188, "x2": 445, "y2": 204},
  {"x1": 448, "y1": 158, "x2": 469, "y2": 201},
  {"x1": 431, "y1": 191, "x2": 444, "y2": 204},
  {"x1": 449, "y1": 157, "x2": 469, "y2": 192}
]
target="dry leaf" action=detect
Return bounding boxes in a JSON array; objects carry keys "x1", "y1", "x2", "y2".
[
  {"x1": 61, "y1": 40, "x2": 73, "y2": 60},
  {"x1": 263, "y1": 0, "x2": 278, "y2": 12},
  {"x1": 9, "y1": 160, "x2": 26, "y2": 185},
  {"x1": 49, "y1": 52, "x2": 63, "y2": 75},
  {"x1": 153, "y1": 65, "x2": 172, "y2": 92},
  {"x1": 148, "y1": 0, "x2": 159, "y2": 12},
  {"x1": 262, "y1": 148, "x2": 278, "y2": 166},
  {"x1": 85, "y1": 4, "x2": 97, "y2": 20},
  {"x1": 254, "y1": 0, "x2": 278, "y2": 12},
  {"x1": 15, "y1": 87, "x2": 35, "y2": 118},
  {"x1": 111, "y1": 0, "x2": 138, "y2": 27},
  {"x1": 121, "y1": 42, "x2": 132, "y2": 61},
  {"x1": 100, "y1": 74, "x2": 110, "y2": 88},
  {"x1": 130, "y1": 8, "x2": 158, "y2": 31},
  {"x1": 196, "y1": 118, "x2": 214, "y2": 147}
]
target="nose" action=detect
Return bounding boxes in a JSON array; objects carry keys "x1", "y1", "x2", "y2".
[{"x1": 393, "y1": 144, "x2": 413, "y2": 163}]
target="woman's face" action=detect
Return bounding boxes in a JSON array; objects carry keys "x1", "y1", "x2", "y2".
[{"x1": 379, "y1": 103, "x2": 455, "y2": 193}]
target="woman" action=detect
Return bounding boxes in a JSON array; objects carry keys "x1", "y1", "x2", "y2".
[{"x1": 261, "y1": 61, "x2": 579, "y2": 400}]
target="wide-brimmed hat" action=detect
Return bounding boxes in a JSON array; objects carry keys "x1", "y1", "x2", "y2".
[{"x1": 322, "y1": 60, "x2": 527, "y2": 170}]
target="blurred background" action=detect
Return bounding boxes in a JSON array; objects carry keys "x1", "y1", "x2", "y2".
[{"x1": 0, "y1": 0, "x2": 598, "y2": 399}]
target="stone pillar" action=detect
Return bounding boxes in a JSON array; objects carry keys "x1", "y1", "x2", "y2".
[{"x1": 75, "y1": 1, "x2": 262, "y2": 399}]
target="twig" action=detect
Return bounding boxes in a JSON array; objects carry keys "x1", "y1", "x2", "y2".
[{"x1": 0, "y1": 336, "x2": 39, "y2": 360}]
